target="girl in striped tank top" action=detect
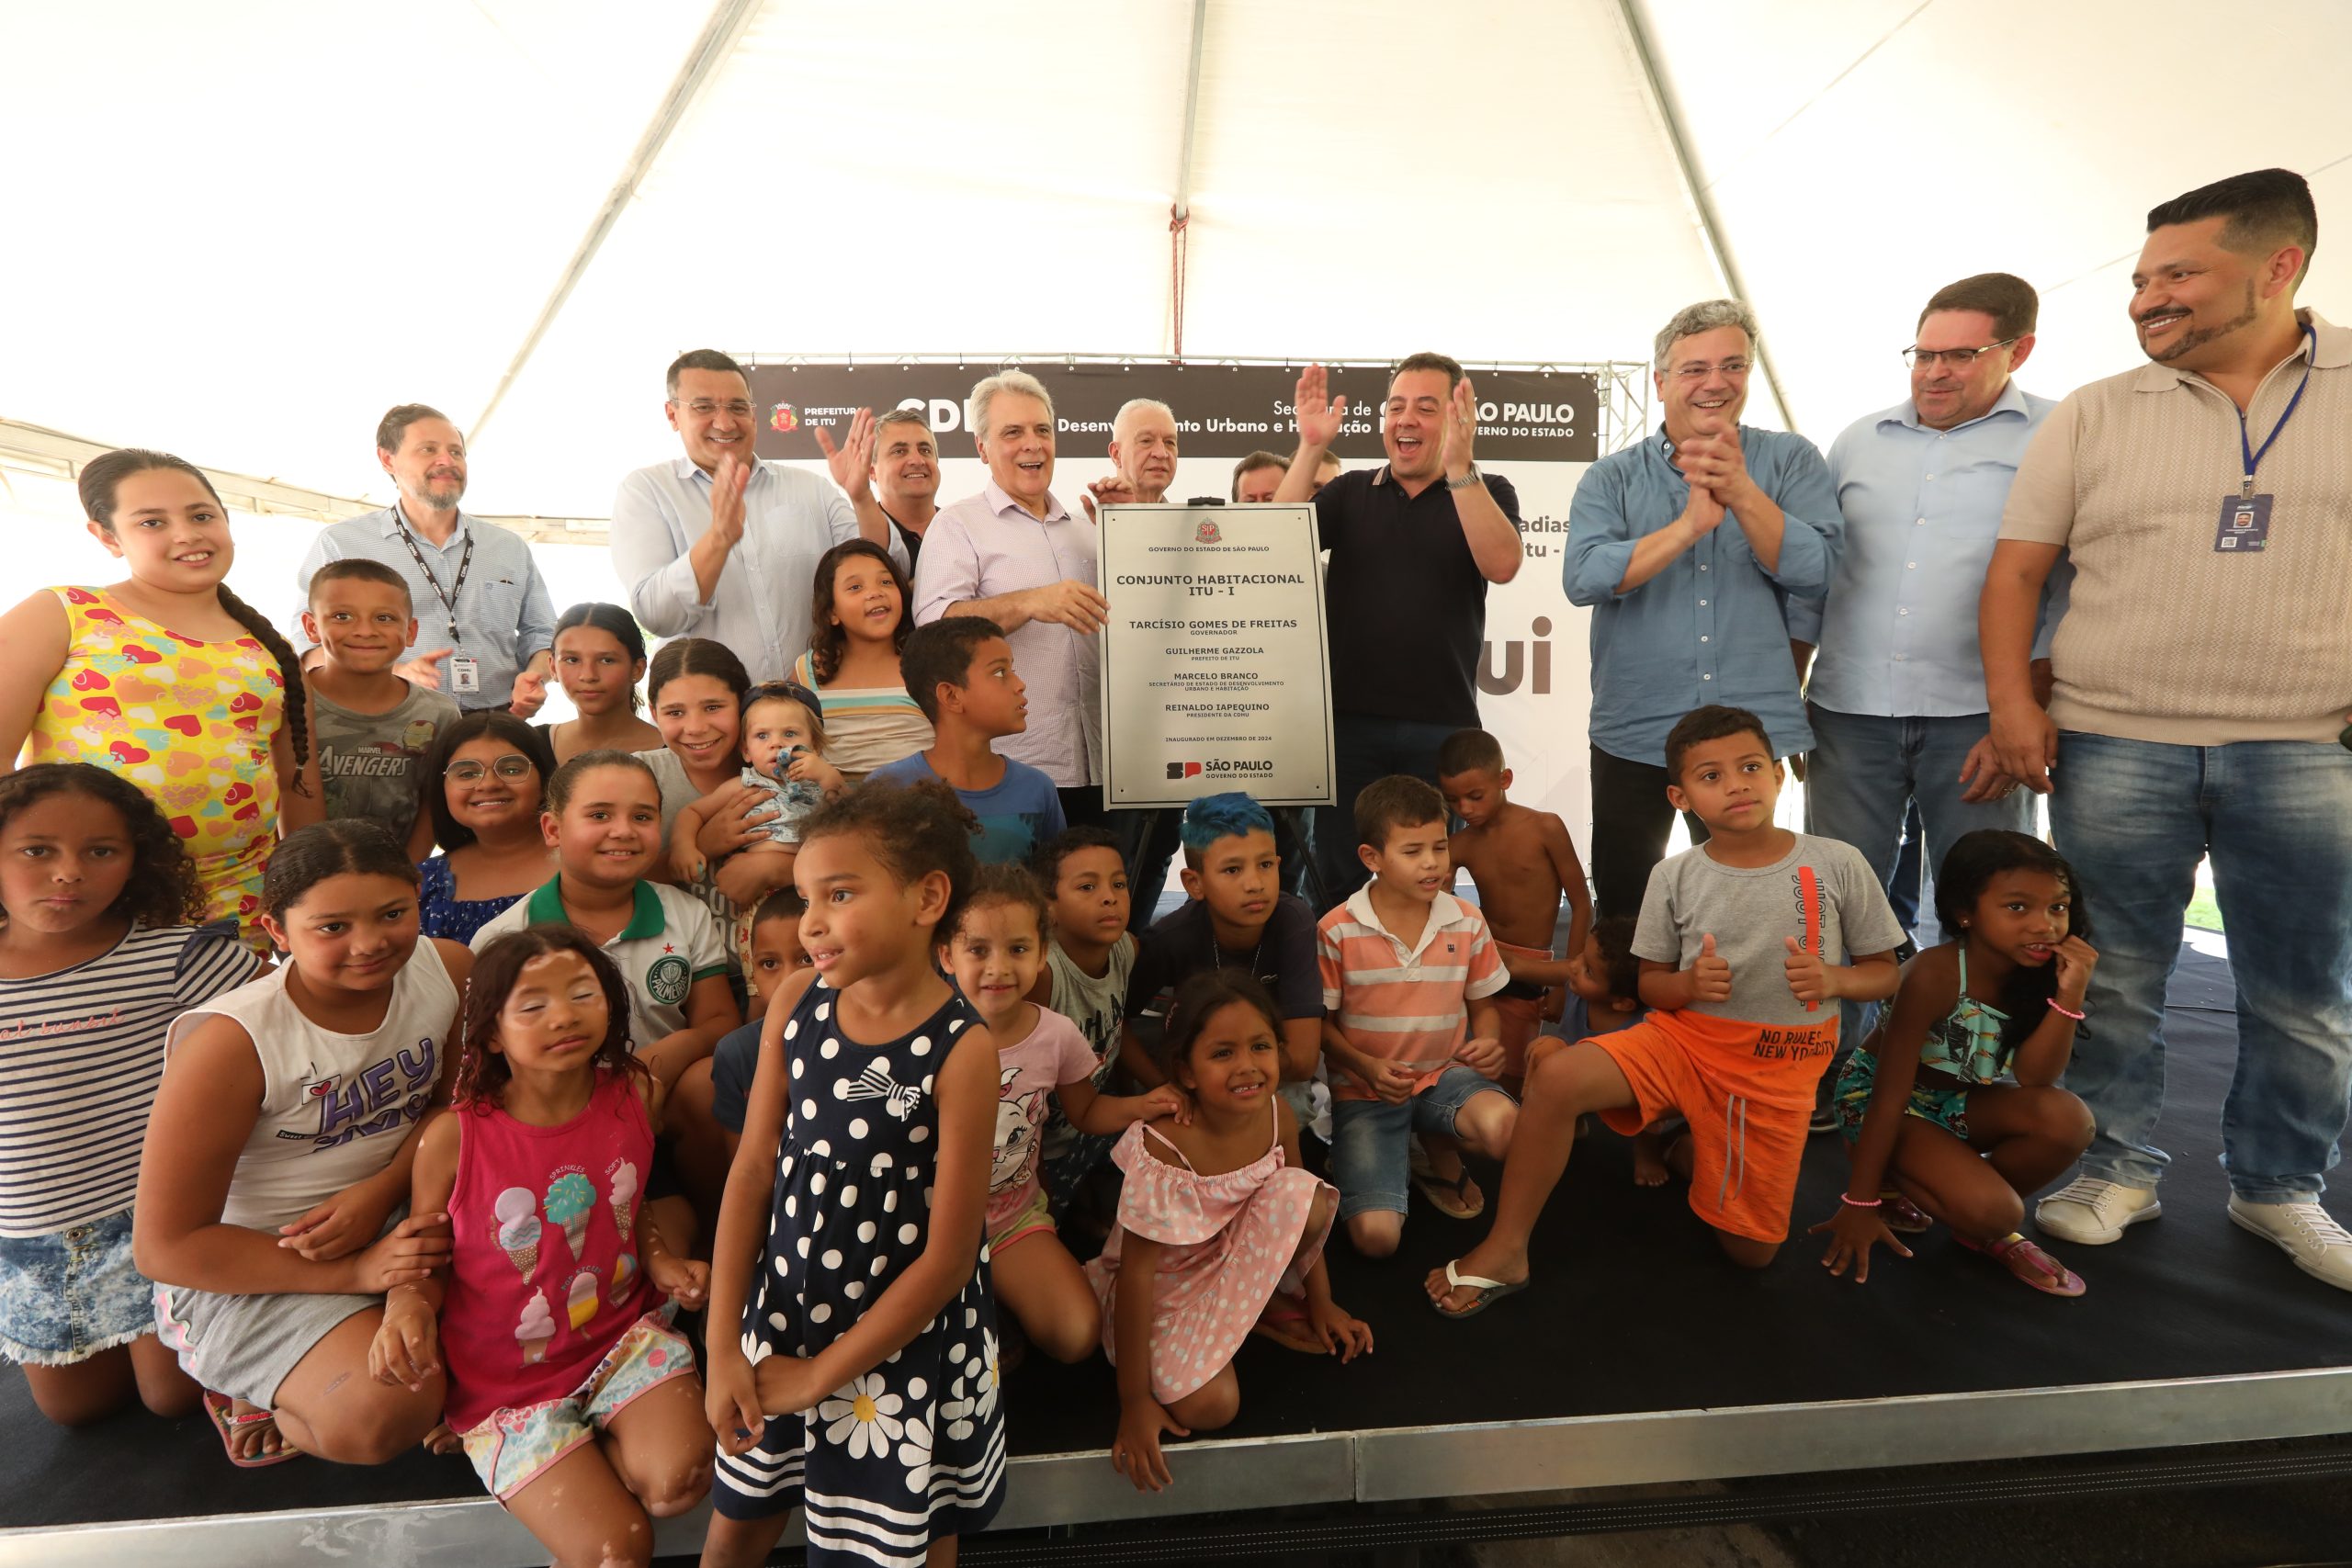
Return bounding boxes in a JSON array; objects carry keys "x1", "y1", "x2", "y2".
[
  {"x1": 0, "y1": 765, "x2": 254, "y2": 1427},
  {"x1": 792, "y1": 540, "x2": 933, "y2": 785}
]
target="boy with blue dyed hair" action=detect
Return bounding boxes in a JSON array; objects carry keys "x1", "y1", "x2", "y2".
[{"x1": 1120, "y1": 793, "x2": 1325, "y2": 1090}]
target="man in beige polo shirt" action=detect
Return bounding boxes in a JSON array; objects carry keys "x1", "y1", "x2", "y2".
[{"x1": 1982, "y1": 169, "x2": 2352, "y2": 1292}]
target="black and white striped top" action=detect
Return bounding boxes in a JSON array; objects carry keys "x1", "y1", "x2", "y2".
[{"x1": 0, "y1": 922, "x2": 252, "y2": 1237}]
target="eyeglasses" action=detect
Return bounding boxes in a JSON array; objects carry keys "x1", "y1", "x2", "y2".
[
  {"x1": 674, "y1": 399, "x2": 755, "y2": 418},
  {"x1": 1901, "y1": 338, "x2": 2019, "y2": 368},
  {"x1": 446, "y1": 754, "x2": 536, "y2": 783},
  {"x1": 1671, "y1": 360, "x2": 1751, "y2": 382}
]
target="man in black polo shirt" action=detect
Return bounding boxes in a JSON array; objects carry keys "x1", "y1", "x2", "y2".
[{"x1": 1276, "y1": 353, "x2": 1526, "y2": 906}]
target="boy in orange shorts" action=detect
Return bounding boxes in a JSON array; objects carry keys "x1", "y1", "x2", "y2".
[
  {"x1": 1436, "y1": 728, "x2": 1591, "y2": 1095},
  {"x1": 1428, "y1": 705, "x2": 1903, "y2": 1314}
]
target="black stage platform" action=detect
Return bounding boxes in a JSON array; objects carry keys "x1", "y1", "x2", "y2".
[{"x1": 5, "y1": 942, "x2": 2347, "y2": 1564}]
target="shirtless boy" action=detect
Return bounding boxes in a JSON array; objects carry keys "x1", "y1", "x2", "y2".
[{"x1": 1436, "y1": 728, "x2": 1592, "y2": 1092}]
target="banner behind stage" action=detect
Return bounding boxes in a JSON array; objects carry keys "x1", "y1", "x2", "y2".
[{"x1": 747, "y1": 360, "x2": 1617, "y2": 870}]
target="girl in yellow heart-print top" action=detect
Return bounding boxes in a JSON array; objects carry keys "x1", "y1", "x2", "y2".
[{"x1": 0, "y1": 449, "x2": 319, "y2": 951}]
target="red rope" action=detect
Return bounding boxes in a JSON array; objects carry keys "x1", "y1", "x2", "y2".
[{"x1": 1169, "y1": 206, "x2": 1190, "y2": 361}]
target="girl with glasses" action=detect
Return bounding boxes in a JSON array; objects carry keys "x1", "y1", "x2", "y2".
[{"x1": 414, "y1": 714, "x2": 556, "y2": 942}]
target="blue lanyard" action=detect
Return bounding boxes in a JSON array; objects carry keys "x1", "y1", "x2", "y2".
[{"x1": 2237, "y1": 327, "x2": 2315, "y2": 500}]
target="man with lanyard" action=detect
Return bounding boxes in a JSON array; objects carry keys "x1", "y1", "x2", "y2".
[
  {"x1": 1984, "y1": 169, "x2": 2352, "y2": 1291},
  {"x1": 611, "y1": 349, "x2": 907, "y2": 684},
  {"x1": 1786, "y1": 273, "x2": 2071, "y2": 1088},
  {"x1": 289, "y1": 403, "x2": 557, "y2": 715},
  {"x1": 871, "y1": 405, "x2": 941, "y2": 573}
]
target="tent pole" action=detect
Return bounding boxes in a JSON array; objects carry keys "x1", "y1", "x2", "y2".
[
  {"x1": 1611, "y1": 0, "x2": 1796, "y2": 432},
  {"x1": 469, "y1": 0, "x2": 768, "y2": 445},
  {"x1": 1166, "y1": 0, "x2": 1210, "y2": 361}
]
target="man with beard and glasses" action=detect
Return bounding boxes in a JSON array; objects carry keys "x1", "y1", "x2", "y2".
[
  {"x1": 1984, "y1": 168, "x2": 2352, "y2": 1290},
  {"x1": 872, "y1": 405, "x2": 941, "y2": 573},
  {"x1": 1565, "y1": 299, "x2": 1840, "y2": 919},
  {"x1": 288, "y1": 403, "x2": 558, "y2": 716}
]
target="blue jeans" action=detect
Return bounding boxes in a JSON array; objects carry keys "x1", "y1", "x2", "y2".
[
  {"x1": 2050, "y1": 731, "x2": 2352, "y2": 1199},
  {"x1": 1805, "y1": 705, "x2": 2034, "y2": 1052},
  {"x1": 1329, "y1": 1066, "x2": 1515, "y2": 1219},
  {"x1": 1315, "y1": 714, "x2": 1462, "y2": 912}
]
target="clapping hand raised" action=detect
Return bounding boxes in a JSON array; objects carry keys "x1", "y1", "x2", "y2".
[
  {"x1": 1293, "y1": 364, "x2": 1349, "y2": 448},
  {"x1": 814, "y1": 409, "x2": 877, "y2": 502}
]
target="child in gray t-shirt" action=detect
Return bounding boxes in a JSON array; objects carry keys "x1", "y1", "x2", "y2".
[{"x1": 1428, "y1": 705, "x2": 1905, "y2": 1318}]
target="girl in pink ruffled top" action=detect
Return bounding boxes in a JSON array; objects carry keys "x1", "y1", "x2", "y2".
[{"x1": 1087, "y1": 971, "x2": 1371, "y2": 1492}]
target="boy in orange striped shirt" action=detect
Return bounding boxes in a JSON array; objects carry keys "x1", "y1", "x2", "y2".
[{"x1": 1317, "y1": 776, "x2": 1519, "y2": 1259}]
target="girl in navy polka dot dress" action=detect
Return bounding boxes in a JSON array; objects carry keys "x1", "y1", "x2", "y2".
[{"x1": 701, "y1": 780, "x2": 1005, "y2": 1568}]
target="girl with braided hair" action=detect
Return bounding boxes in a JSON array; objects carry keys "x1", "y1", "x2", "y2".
[{"x1": 0, "y1": 447, "x2": 318, "y2": 950}]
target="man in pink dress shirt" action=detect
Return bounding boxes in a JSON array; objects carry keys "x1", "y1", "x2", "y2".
[{"x1": 911, "y1": 370, "x2": 1111, "y2": 828}]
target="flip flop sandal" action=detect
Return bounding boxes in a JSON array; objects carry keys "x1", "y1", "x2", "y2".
[
  {"x1": 1880, "y1": 1191, "x2": 1934, "y2": 1234},
  {"x1": 204, "y1": 1389, "x2": 301, "y2": 1469},
  {"x1": 1961, "y1": 1232, "x2": 2086, "y2": 1297},
  {"x1": 1430, "y1": 1259, "x2": 1529, "y2": 1320},
  {"x1": 1412, "y1": 1166, "x2": 1485, "y2": 1220},
  {"x1": 1248, "y1": 1292, "x2": 1329, "y2": 1354}
]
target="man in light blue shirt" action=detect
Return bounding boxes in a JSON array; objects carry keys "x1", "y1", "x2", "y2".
[
  {"x1": 1789, "y1": 274, "x2": 2071, "y2": 954},
  {"x1": 1565, "y1": 299, "x2": 1840, "y2": 917},
  {"x1": 610, "y1": 349, "x2": 908, "y2": 684},
  {"x1": 288, "y1": 403, "x2": 558, "y2": 715}
]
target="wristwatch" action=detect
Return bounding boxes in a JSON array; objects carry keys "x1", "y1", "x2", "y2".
[{"x1": 1445, "y1": 465, "x2": 1482, "y2": 491}]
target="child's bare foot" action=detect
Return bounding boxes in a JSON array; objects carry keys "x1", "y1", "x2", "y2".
[
  {"x1": 1424, "y1": 1240, "x2": 1528, "y2": 1318},
  {"x1": 1249, "y1": 1291, "x2": 1328, "y2": 1354},
  {"x1": 1630, "y1": 1129, "x2": 1670, "y2": 1187},
  {"x1": 422, "y1": 1421, "x2": 460, "y2": 1456},
  {"x1": 205, "y1": 1392, "x2": 297, "y2": 1467}
]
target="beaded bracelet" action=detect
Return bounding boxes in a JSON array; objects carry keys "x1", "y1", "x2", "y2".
[
  {"x1": 2048, "y1": 998, "x2": 2086, "y2": 1021},
  {"x1": 1838, "y1": 1193, "x2": 1882, "y2": 1209}
]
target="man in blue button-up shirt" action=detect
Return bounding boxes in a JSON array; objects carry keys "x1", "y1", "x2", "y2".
[
  {"x1": 1566, "y1": 300, "x2": 1839, "y2": 917},
  {"x1": 289, "y1": 404, "x2": 559, "y2": 716},
  {"x1": 1788, "y1": 275, "x2": 2070, "y2": 951}
]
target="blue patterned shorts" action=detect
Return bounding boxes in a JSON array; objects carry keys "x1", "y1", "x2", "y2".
[
  {"x1": 459, "y1": 1306, "x2": 698, "y2": 1503},
  {"x1": 0, "y1": 1207, "x2": 154, "y2": 1366},
  {"x1": 1831, "y1": 1050, "x2": 1973, "y2": 1143}
]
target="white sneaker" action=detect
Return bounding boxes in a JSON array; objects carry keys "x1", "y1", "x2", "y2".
[
  {"x1": 2228, "y1": 1196, "x2": 2352, "y2": 1292},
  {"x1": 2035, "y1": 1178, "x2": 2161, "y2": 1245}
]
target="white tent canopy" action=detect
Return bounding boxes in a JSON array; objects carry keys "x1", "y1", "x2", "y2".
[{"x1": 5, "y1": 0, "x2": 2349, "y2": 519}]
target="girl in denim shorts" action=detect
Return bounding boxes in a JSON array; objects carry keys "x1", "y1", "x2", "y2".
[{"x1": 0, "y1": 765, "x2": 253, "y2": 1425}]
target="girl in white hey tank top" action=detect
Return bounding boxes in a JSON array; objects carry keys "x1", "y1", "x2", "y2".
[{"x1": 136, "y1": 821, "x2": 471, "y2": 1469}]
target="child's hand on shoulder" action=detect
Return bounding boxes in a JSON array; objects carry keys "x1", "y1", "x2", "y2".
[
  {"x1": 1112, "y1": 1397, "x2": 1189, "y2": 1492},
  {"x1": 650, "y1": 1251, "x2": 710, "y2": 1311},
  {"x1": 2051, "y1": 936, "x2": 2098, "y2": 1011},
  {"x1": 1808, "y1": 1201, "x2": 1914, "y2": 1283},
  {"x1": 1782, "y1": 936, "x2": 1830, "y2": 1007},
  {"x1": 1690, "y1": 934, "x2": 1732, "y2": 1002},
  {"x1": 1136, "y1": 1085, "x2": 1193, "y2": 1126},
  {"x1": 1308, "y1": 1297, "x2": 1374, "y2": 1362},
  {"x1": 1454, "y1": 1035, "x2": 1505, "y2": 1078},
  {"x1": 368, "y1": 1287, "x2": 441, "y2": 1392}
]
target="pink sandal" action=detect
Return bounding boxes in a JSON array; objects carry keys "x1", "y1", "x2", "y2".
[
  {"x1": 1960, "y1": 1233, "x2": 2085, "y2": 1297},
  {"x1": 203, "y1": 1389, "x2": 301, "y2": 1468},
  {"x1": 1879, "y1": 1191, "x2": 1933, "y2": 1234}
]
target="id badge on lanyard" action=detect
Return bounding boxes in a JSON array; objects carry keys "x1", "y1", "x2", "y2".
[
  {"x1": 448, "y1": 654, "x2": 481, "y2": 695},
  {"x1": 2218, "y1": 328, "x2": 2313, "y2": 555}
]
